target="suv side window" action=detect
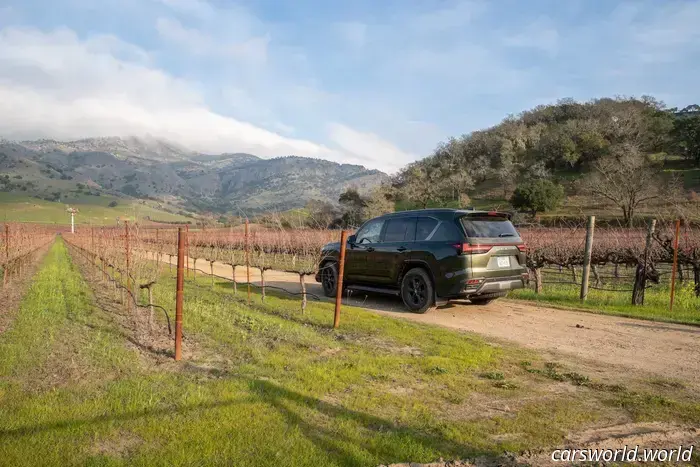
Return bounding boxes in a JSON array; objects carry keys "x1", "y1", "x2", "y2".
[
  {"x1": 431, "y1": 221, "x2": 463, "y2": 241},
  {"x1": 415, "y1": 217, "x2": 438, "y2": 241},
  {"x1": 383, "y1": 217, "x2": 416, "y2": 242},
  {"x1": 355, "y1": 218, "x2": 385, "y2": 244}
]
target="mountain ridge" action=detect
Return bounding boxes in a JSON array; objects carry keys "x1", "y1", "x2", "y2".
[{"x1": 0, "y1": 135, "x2": 388, "y2": 213}]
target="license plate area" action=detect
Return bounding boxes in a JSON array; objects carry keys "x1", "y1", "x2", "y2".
[{"x1": 496, "y1": 256, "x2": 510, "y2": 268}]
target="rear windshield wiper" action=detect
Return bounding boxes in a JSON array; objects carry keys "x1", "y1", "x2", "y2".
[{"x1": 498, "y1": 233, "x2": 515, "y2": 237}]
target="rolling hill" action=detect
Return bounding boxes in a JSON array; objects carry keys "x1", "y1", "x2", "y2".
[{"x1": 0, "y1": 136, "x2": 387, "y2": 215}]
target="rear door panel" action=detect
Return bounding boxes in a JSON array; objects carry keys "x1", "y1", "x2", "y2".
[
  {"x1": 409, "y1": 217, "x2": 469, "y2": 296},
  {"x1": 373, "y1": 216, "x2": 417, "y2": 285}
]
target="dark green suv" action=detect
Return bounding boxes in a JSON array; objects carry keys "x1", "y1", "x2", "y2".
[{"x1": 316, "y1": 209, "x2": 528, "y2": 312}]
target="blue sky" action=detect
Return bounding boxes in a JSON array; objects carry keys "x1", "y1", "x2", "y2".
[{"x1": 0, "y1": 0, "x2": 698, "y2": 173}]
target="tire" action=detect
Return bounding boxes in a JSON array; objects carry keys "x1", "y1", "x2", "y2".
[
  {"x1": 469, "y1": 292, "x2": 507, "y2": 305},
  {"x1": 400, "y1": 268, "x2": 435, "y2": 313},
  {"x1": 320, "y1": 262, "x2": 338, "y2": 297}
]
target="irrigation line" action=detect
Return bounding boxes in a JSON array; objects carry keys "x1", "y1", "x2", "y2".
[
  {"x1": 588, "y1": 286, "x2": 635, "y2": 292},
  {"x1": 539, "y1": 282, "x2": 653, "y2": 293},
  {"x1": 177, "y1": 265, "x2": 323, "y2": 301}
]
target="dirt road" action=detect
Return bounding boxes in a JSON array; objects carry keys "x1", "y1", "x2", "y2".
[{"x1": 155, "y1": 253, "x2": 700, "y2": 387}]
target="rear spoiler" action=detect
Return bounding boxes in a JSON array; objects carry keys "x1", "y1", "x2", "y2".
[{"x1": 460, "y1": 211, "x2": 513, "y2": 220}]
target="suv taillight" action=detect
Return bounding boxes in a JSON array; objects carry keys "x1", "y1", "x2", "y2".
[
  {"x1": 452, "y1": 243, "x2": 493, "y2": 255},
  {"x1": 452, "y1": 243, "x2": 526, "y2": 255}
]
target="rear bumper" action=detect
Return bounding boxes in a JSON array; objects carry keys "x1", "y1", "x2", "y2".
[{"x1": 440, "y1": 274, "x2": 528, "y2": 299}]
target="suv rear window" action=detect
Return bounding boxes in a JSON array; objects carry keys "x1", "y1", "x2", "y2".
[
  {"x1": 460, "y1": 216, "x2": 519, "y2": 238},
  {"x1": 431, "y1": 221, "x2": 463, "y2": 241},
  {"x1": 415, "y1": 217, "x2": 438, "y2": 241}
]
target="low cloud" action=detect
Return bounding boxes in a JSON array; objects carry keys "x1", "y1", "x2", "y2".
[
  {"x1": 327, "y1": 123, "x2": 418, "y2": 174},
  {"x1": 1, "y1": 0, "x2": 698, "y2": 176},
  {"x1": 0, "y1": 27, "x2": 350, "y2": 163}
]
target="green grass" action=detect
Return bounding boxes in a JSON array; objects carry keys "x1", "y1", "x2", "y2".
[
  {"x1": 0, "y1": 193, "x2": 192, "y2": 225},
  {"x1": 2, "y1": 241, "x2": 700, "y2": 466},
  {"x1": 510, "y1": 281, "x2": 700, "y2": 326}
]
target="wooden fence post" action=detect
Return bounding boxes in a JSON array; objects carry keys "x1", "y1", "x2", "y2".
[
  {"x1": 155, "y1": 228, "x2": 160, "y2": 265},
  {"x1": 210, "y1": 261, "x2": 215, "y2": 289},
  {"x1": 175, "y1": 227, "x2": 185, "y2": 361},
  {"x1": 580, "y1": 215, "x2": 595, "y2": 301},
  {"x1": 334, "y1": 230, "x2": 348, "y2": 329},
  {"x1": 3, "y1": 224, "x2": 9, "y2": 288},
  {"x1": 670, "y1": 219, "x2": 681, "y2": 312},
  {"x1": 185, "y1": 224, "x2": 190, "y2": 278},
  {"x1": 533, "y1": 268, "x2": 543, "y2": 294},
  {"x1": 125, "y1": 221, "x2": 132, "y2": 312},
  {"x1": 245, "y1": 219, "x2": 251, "y2": 305}
]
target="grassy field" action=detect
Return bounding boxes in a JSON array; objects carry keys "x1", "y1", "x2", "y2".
[
  {"x1": 510, "y1": 268, "x2": 700, "y2": 326},
  {"x1": 0, "y1": 193, "x2": 193, "y2": 225},
  {"x1": 2, "y1": 239, "x2": 700, "y2": 465},
  {"x1": 511, "y1": 283, "x2": 700, "y2": 326}
]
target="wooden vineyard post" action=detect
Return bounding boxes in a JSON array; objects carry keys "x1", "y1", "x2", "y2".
[
  {"x1": 90, "y1": 226, "x2": 97, "y2": 275},
  {"x1": 175, "y1": 227, "x2": 185, "y2": 361},
  {"x1": 155, "y1": 228, "x2": 160, "y2": 264},
  {"x1": 670, "y1": 219, "x2": 681, "y2": 312},
  {"x1": 300, "y1": 274, "x2": 306, "y2": 312},
  {"x1": 334, "y1": 230, "x2": 348, "y2": 329},
  {"x1": 210, "y1": 261, "x2": 215, "y2": 289},
  {"x1": 533, "y1": 268, "x2": 543, "y2": 294},
  {"x1": 3, "y1": 224, "x2": 8, "y2": 288},
  {"x1": 101, "y1": 228, "x2": 107, "y2": 283},
  {"x1": 185, "y1": 224, "x2": 190, "y2": 278},
  {"x1": 245, "y1": 219, "x2": 251, "y2": 305},
  {"x1": 125, "y1": 221, "x2": 132, "y2": 312},
  {"x1": 580, "y1": 215, "x2": 595, "y2": 301}
]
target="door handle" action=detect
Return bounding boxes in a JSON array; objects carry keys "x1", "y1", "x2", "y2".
[
  {"x1": 396, "y1": 246, "x2": 407, "y2": 252},
  {"x1": 366, "y1": 247, "x2": 375, "y2": 252}
]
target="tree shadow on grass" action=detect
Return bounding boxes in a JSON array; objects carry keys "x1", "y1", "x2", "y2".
[
  {"x1": 247, "y1": 378, "x2": 492, "y2": 466},
  {"x1": 0, "y1": 397, "x2": 255, "y2": 439},
  {"x1": 0, "y1": 377, "x2": 501, "y2": 466}
]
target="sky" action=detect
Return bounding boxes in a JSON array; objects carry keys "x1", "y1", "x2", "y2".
[{"x1": 0, "y1": 0, "x2": 698, "y2": 173}]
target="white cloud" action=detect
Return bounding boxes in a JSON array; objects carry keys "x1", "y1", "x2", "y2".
[
  {"x1": 334, "y1": 22, "x2": 367, "y2": 49},
  {"x1": 0, "y1": 26, "x2": 348, "y2": 162},
  {"x1": 154, "y1": 0, "x2": 215, "y2": 19},
  {"x1": 626, "y1": 1, "x2": 700, "y2": 63},
  {"x1": 403, "y1": 1, "x2": 486, "y2": 34},
  {"x1": 155, "y1": 17, "x2": 268, "y2": 63},
  {"x1": 7, "y1": 0, "x2": 696, "y2": 178},
  {"x1": 0, "y1": 6, "x2": 17, "y2": 23},
  {"x1": 327, "y1": 123, "x2": 418, "y2": 174},
  {"x1": 502, "y1": 18, "x2": 559, "y2": 55}
]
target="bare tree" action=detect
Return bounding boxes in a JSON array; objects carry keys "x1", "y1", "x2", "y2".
[
  {"x1": 363, "y1": 185, "x2": 394, "y2": 219},
  {"x1": 404, "y1": 164, "x2": 442, "y2": 208},
  {"x1": 582, "y1": 143, "x2": 660, "y2": 226}
]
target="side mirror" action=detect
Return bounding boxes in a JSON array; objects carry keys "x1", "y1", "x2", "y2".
[{"x1": 347, "y1": 234, "x2": 356, "y2": 244}]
